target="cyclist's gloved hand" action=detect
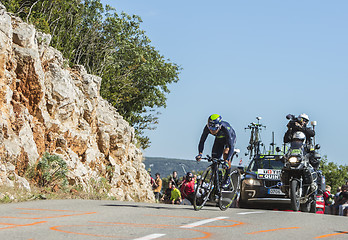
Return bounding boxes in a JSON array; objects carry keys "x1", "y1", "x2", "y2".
[
  {"x1": 195, "y1": 154, "x2": 202, "y2": 161},
  {"x1": 222, "y1": 161, "x2": 229, "y2": 169}
]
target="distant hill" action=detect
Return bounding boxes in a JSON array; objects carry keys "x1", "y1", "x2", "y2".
[
  {"x1": 143, "y1": 157, "x2": 211, "y2": 179},
  {"x1": 143, "y1": 156, "x2": 243, "y2": 180}
]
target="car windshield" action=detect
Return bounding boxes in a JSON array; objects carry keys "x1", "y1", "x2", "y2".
[{"x1": 248, "y1": 159, "x2": 284, "y2": 172}]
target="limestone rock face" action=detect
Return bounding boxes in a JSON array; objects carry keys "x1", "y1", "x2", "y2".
[{"x1": 0, "y1": 4, "x2": 154, "y2": 202}]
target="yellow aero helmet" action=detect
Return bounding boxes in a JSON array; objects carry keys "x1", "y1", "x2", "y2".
[{"x1": 207, "y1": 114, "x2": 222, "y2": 131}]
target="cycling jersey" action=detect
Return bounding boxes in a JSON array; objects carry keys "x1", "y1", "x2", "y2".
[{"x1": 198, "y1": 121, "x2": 236, "y2": 161}]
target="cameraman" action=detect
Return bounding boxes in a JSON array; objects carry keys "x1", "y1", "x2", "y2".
[
  {"x1": 283, "y1": 113, "x2": 315, "y2": 144},
  {"x1": 283, "y1": 113, "x2": 319, "y2": 169},
  {"x1": 282, "y1": 113, "x2": 319, "y2": 193}
]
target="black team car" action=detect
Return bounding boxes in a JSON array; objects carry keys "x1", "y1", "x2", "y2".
[{"x1": 239, "y1": 154, "x2": 289, "y2": 208}]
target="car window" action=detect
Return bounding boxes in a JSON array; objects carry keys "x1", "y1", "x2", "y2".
[{"x1": 248, "y1": 159, "x2": 283, "y2": 172}]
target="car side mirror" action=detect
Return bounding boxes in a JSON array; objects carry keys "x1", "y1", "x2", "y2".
[
  {"x1": 276, "y1": 147, "x2": 281, "y2": 153},
  {"x1": 315, "y1": 144, "x2": 321, "y2": 150}
]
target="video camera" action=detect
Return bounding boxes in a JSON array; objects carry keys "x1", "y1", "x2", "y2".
[
  {"x1": 286, "y1": 114, "x2": 297, "y2": 121},
  {"x1": 286, "y1": 114, "x2": 301, "y2": 128}
]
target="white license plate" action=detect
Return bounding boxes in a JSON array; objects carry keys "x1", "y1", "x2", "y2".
[{"x1": 268, "y1": 188, "x2": 285, "y2": 195}]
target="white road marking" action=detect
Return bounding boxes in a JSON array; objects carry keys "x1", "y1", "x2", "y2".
[
  {"x1": 238, "y1": 211, "x2": 265, "y2": 215},
  {"x1": 134, "y1": 216, "x2": 228, "y2": 239},
  {"x1": 180, "y1": 216, "x2": 228, "y2": 228},
  {"x1": 133, "y1": 233, "x2": 166, "y2": 240}
]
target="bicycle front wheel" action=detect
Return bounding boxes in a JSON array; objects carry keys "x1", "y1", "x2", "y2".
[
  {"x1": 218, "y1": 168, "x2": 241, "y2": 211},
  {"x1": 193, "y1": 166, "x2": 215, "y2": 211}
]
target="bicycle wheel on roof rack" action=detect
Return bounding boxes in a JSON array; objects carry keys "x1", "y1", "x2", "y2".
[
  {"x1": 218, "y1": 168, "x2": 241, "y2": 211},
  {"x1": 193, "y1": 166, "x2": 215, "y2": 211}
]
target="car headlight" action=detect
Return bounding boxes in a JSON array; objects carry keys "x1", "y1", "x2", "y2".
[
  {"x1": 243, "y1": 178, "x2": 262, "y2": 186},
  {"x1": 288, "y1": 156, "x2": 299, "y2": 164}
]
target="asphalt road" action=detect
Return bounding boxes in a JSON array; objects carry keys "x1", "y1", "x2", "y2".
[{"x1": 0, "y1": 199, "x2": 346, "y2": 240}]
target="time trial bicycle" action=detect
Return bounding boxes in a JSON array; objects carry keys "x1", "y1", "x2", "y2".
[{"x1": 193, "y1": 151, "x2": 241, "y2": 211}]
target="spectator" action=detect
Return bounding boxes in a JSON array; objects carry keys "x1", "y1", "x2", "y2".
[
  {"x1": 170, "y1": 171, "x2": 180, "y2": 188},
  {"x1": 338, "y1": 185, "x2": 348, "y2": 216},
  {"x1": 333, "y1": 186, "x2": 342, "y2": 215},
  {"x1": 161, "y1": 181, "x2": 172, "y2": 204},
  {"x1": 148, "y1": 171, "x2": 155, "y2": 188},
  {"x1": 323, "y1": 185, "x2": 334, "y2": 214},
  {"x1": 194, "y1": 174, "x2": 198, "y2": 189},
  {"x1": 170, "y1": 183, "x2": 182, "y2": 204},
  {"x1": 180, "y1": 172, "x2": 195, "y2": 205},
  {"x1": 153, "y1": 173, "x2": 162, "y2": 203}
]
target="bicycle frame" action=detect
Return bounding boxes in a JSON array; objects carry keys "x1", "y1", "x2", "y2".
[
  {"x1": 205, "y1": 157, "x2": 225, "y2": 198},
  {"x1": 194, "y1": 154, "x2": 240, "y2": 211}
]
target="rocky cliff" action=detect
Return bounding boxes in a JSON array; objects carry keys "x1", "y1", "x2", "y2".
[{"x1": 0, "y1": 3, "x2": 155, "y2": 202}]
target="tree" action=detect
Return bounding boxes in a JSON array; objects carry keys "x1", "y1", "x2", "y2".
[
  {"x1": 3, "y1": 0, "x2": 180, "y2": 149},
  {"x1": 99, "y1": 12, "x2": 180, "y2": 148},
  {"x1": 320, "y1": 156, "x2": 348, "y2": 192}
]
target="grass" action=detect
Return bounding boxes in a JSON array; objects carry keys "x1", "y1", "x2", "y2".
[
  {"x1": 0, "y1": 178, "x2": 116, "y2": 204},
  {"x1": 0, "y1": 153, "x2": 121, "y2": 204}
]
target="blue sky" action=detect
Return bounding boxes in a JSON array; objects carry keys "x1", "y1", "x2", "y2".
[{"x1": 101, "y1": 0, "x2": 347, "y2": 166}]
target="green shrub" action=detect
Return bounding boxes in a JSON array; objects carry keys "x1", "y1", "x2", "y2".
[
  {"x1": 28, "y1": 152, "x2": 68, "y2": 189},
  {"x1": 84, "y1": 177, "x2": 111, "y2": 200}
]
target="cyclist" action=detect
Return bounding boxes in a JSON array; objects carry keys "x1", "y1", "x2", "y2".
[{"x1": 196, "y1": 114, "x2": 236, "y2": 189}]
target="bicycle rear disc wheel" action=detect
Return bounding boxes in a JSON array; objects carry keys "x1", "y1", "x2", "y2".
[
  {"x1": 218, "y1": 169, "x2": 241, "y2": 211},
  {"x1": 193, "y1": 166, "x2": 215, "y2": 211}
]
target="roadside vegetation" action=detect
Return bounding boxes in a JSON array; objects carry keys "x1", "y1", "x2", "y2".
[
  {"x1": 0, "y1": 153, "x2": 115, "y2": 203},
  {"x1": 320, "y1": 156, "x2": 348, "y2": 191},
  {"x1": 2, "y1": 0, "x2": 180, "y2": 149},
  {"x1": 0, "y1": 182, "x2": 114, "y2": 204}
]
